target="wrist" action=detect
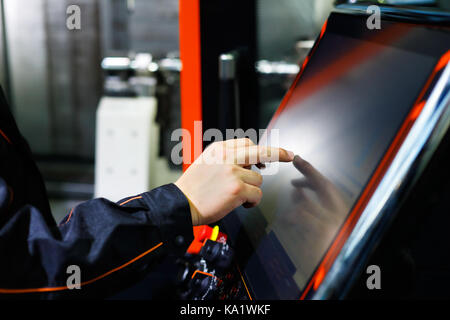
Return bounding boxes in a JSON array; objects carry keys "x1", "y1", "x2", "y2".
[
  {"x1": 174, "y1": 181, "x2": 200, "y2": 226},
  {"x1": 188, "y1": 200, "x2": 200, "y2": 226}
]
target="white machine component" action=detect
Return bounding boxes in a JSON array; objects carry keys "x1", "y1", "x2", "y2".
[{"x1": 95, "y1": 96, "x2": 178, "y2": 202}]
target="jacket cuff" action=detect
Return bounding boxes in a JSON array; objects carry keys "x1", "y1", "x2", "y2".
[{"x1": 141, "y1": 183, "x2": 194, "y2": 256}]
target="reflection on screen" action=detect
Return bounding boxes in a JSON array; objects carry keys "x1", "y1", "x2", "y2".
[{"x1": 223, "y1": 13, "x2": 450, "y2": 299}]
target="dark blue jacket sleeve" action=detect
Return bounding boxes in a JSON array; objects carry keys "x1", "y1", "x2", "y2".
[
  {"x1": 0, "y1": 180, "x2": 194, "y2": 299},
  {"x1": 0, "y1": 86, "x2": 194, "y2": 299},
  {"x1": 0, "y1": 88, "x2": 194, "y2": 298}
]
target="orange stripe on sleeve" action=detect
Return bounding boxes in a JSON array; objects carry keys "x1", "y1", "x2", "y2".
[
  {"x1": 119, "y1": 196, "x2": 143, "y2": 206},
  {"x1": 0, "y1": 242, "x2": 164, "y2": 294},
  {"x1": 59, "y1": 208, "x2": 74, "y2": 226}
]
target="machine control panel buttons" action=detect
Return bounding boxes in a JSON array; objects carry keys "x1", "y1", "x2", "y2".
[
  {"x1": 176, "y1": 224, "x2": 248, "y2": 300},
  {"x1": 199, "y1": 240, "x2": 234, "y2": 270}
]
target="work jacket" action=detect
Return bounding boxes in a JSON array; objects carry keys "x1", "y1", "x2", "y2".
[{"x1": 0, "y1": 88, "x2": 193, "y2": 299}]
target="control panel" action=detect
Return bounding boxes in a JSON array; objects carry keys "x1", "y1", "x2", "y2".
[{"x1": 176, "y1": 225, "x2": 249, "y2": 300}]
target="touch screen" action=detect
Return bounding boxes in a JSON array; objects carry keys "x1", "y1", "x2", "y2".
[{"x1": 222, "y1": 12, "x2": 450, "y2": 299}]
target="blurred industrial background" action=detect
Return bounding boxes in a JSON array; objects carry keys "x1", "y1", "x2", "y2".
[
  {"x1": 0, "y1": 0, "x2": 448, "y2": 222},
  {"x1": 0, "y1": 0, "x2": 182, "y2": 221}
]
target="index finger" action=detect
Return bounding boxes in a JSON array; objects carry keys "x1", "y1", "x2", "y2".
[
  {"x1": 232, "y1": 145, "x2": 294, "y2": 166},
  {"x1": 223, "y1": 138, "x2": 256, "y2": 149}
]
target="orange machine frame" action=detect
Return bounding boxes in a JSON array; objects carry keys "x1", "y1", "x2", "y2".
[{"x1": 179, "y1": 0, "x2": 203, "y2": 171}]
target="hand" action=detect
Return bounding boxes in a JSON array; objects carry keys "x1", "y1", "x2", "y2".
[{"x1": 175, "y1": 138, "x2": 294, "y2": 226}]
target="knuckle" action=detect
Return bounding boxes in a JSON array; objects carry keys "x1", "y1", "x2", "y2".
[
  {"x1": 229, "y1": 180, "x2": 244, "y2": 196},
  {"x1": 212, "y1": 141, "x2": 224, "y2": 151},
  {"x1": 211, "y1": 145, "x2": 226, "y2": 163},
  {"x1": 206, "y1": 142, "x2": 218, "y2": 152}
]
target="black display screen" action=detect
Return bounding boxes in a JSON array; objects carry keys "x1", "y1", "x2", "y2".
[{"x1": 222, "y1": 12, "x2": 450, "y2": 299}]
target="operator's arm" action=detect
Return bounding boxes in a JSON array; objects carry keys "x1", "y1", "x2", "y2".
[
  {"x1": 0, "y1": 178, "x2": 194, "y2": 299},
  {"x1": 0, "y1": 86, "x2": 293, "y2": 298},
  {"x1": 0, "y1": 86, "x2": 194, "y2": 299},
  {"x1": 0, "y1": 137, "x2": 293, "y2": 299}
]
